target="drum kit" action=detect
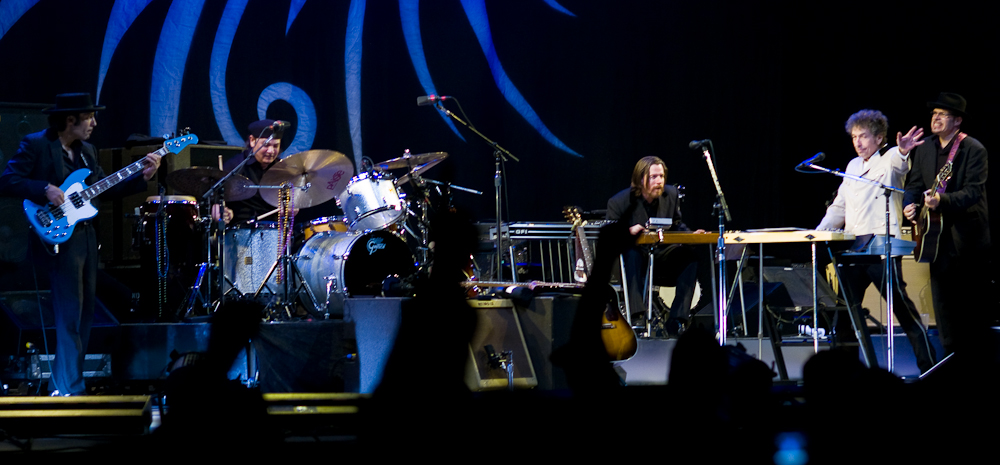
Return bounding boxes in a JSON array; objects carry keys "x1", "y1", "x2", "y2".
[{"x1": 140, "y1": 148, "x2": 457, "y2": 321}]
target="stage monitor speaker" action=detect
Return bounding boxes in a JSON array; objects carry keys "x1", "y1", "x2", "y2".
[
  {"x1": 465, "y1": 299, "x2": 537, "y2": 390},
  {"x1": 860, "y1": 256, "x2": 935, "y2": 327}
]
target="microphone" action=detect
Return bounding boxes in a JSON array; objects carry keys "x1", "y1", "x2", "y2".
[
  {"x1": 416, "y1": 95, "x2": 450, "y2": 106},
  {"x1": 688, "y1": 139, "x2": 711, "y2": 150},
  {"x1": 797, "y1": 152, "x2": 825, "y2": 167},
  {"x1": 270, "y1": 120, "x2": 291, "y2": 139}
]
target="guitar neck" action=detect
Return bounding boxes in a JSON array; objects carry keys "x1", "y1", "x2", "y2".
[
  {"x1": 463, "y1": 280, "x2": 585, "y2": 290},
  {"x1": 575, "y1": 223, "x2": 595, "y2": 274},
  {"x1": 79, "y1": 146, "x2": 166, "y2": 201},
  {"x1": 921, "y1": 162, "x2": 952, "y2": 222}
]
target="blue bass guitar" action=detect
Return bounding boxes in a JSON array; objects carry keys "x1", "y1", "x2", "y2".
[{"x1": 25, "y1": 133, "x2": 198, "y2": 244}]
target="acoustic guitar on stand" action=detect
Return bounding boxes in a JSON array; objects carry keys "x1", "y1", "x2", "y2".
[{"x1": 563, "y1": 206, "x2": 637, "y2": 361}]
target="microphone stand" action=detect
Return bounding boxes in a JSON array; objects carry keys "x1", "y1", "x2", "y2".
[
  {"x1": 803, "y1": 158, "x2": 903, "y2": 372},
  {"x1": 698, "y1": 143, "x2": 732, "y2": 345},
  {"x1": 434, "y1": 102, "x2": 519, "y2": 281}
]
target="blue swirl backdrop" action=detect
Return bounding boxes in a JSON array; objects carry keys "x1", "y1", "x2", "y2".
[{"x1": 0, "y1": 0, "x2": 996, "y2": 245}]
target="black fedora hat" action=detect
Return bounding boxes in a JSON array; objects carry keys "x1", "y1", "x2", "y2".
[
  {"x1": 42, "y1": 93, "x2": 106, "y2": 114},
  {"x1": 927, "y1": 92, "x2": 967, "y2": 117}
]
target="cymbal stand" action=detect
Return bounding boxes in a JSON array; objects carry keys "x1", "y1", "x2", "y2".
[
  {"x1": 432, "y1": 99, "x2": 519, "y2": 279},
  {"x1": 399, "y1": 165, "x2": 432, "y2": 266},
  {"x1": 251, "y1": 253, "x2": 323, "y2": 320},
  {"x1": 401, "y1": 174, "x2": 484, "y2": 266},
  {"x1": 250, "y1": 184, "x2": 324, "y2": 320}
]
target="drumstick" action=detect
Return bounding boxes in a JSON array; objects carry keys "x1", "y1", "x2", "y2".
[
  {"x1": 218, "y1": 155, "x2": 223, "y2": 170},
  {"x1": 257, "y1": 208, "x2": 279, "y2": 221}
]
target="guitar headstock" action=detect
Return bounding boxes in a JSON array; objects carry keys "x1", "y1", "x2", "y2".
[
  {"x1": 562, "y1": 206, "x2": 584, "y2": 229},
  {"x1": 937, "y1": 161, "x2": 954, "y2": 185},
  {"x1": 162, "y1": 133, "x2": 200, "y2": 155}
]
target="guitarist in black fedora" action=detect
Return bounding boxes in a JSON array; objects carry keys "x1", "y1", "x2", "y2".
[
  {"x1": 0, "y1": 93, "x2": 161, "y2": 396},
  {"x1": 903, "y1": 92, "x2": 991, "y2": 359}
]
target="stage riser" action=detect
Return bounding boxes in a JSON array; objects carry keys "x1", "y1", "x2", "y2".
[{"x1": 115, "y1": 321, "x2": 359, "y2": 393}]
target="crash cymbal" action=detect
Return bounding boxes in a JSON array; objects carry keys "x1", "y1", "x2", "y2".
[
  {"x1": 166, "y1": 166, "x2": 256, "y2": 201},
  {"x1": 375, "y1": 151, "x2": 447, "y2": 171},
  {"x1": 259, "y1": 150, "x2": 353, "y2": 208}
]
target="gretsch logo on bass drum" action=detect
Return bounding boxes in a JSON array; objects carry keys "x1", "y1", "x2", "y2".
[{"x1": 367, "y1": 237, "x2": 386, "y2": 255}]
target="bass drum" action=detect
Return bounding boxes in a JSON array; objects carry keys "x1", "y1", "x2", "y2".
[{"x1": 297, "y1": 230, "x2": 415, "y2": 314}]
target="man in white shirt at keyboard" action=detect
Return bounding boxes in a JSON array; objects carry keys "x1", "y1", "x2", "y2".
[{"x1": 817, "y1": 109, "x2": 936, "y2": 373}]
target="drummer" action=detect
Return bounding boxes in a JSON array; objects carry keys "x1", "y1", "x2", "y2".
[{"x1": 219, "y1": 119, "x2": 283, "y2": 224}]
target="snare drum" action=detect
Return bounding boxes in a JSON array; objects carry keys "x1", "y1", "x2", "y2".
[
  {"x1": 338, "y1": 171, "x2": 405, "y2": 231},
  {"x1": 302, "y1": 216, "x2": 349, "y2": 241},
  {"x1": 297, "y1": 230, "x2": 415, "y2": 313},
  {"x1": 224, "y1": 222, "x2": 286, "y2": 295}
]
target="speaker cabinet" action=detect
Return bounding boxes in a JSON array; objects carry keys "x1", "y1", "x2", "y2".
[{"x1": 465, "y1": 299, "x2": 537, "y2": 390}]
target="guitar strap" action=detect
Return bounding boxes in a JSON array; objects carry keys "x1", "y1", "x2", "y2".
[{"x1": 937, "y1": 132, "x2": 966, "y2": 193}]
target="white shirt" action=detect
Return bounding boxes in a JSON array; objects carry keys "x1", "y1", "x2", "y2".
[{"x1": 817, "y1": 146, "x2": 909, "y2": 237}]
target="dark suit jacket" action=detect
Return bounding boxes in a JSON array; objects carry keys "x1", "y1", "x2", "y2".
[
  {"x1": 903, "y1": 134, "x2": 990, "y2": 258},
  {"x1": 606, "y1": 185, "x2": 689, "y2": 232}
]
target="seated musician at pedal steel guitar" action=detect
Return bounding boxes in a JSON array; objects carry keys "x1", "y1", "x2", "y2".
[
  {"x1": 903, "y1": 93, "x2": 991, "y2": 358},
  {"x1": 0, "y1": 93, "x2": 161, "y2": 396},
  {"x1": 816, "y1": 109, "x2": 936, "y2": 373},
  {"x1": 607, "y1": 156, "x2": 707, "y2": 335}
]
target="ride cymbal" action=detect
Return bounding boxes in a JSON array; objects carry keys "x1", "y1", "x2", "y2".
[{"x1": 259, "y1": 150, "x2": 353, "y2": 208}]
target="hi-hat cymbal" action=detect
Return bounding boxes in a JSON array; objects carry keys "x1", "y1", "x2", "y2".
[
  {"x1": 375, "y1": 151, "x2": 448, "y2": 171},
  {"x1": 166, "y1": 166, "x2": 256, "y2": 201},
  {"x1": 260, "y1": 150, "x2": 353, "y2": 208}
]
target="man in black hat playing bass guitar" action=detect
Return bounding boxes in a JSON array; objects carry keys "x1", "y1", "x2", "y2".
[
  {"x1": 903, "y1": 92, "x2": 991, "y2": 359},
  {"x1": 0, "y1": 93, "x2": 161, "y2": 396}
]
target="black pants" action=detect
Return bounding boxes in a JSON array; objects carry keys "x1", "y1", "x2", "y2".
[
  {"x1": 839, "y1": 257, "x2": 936, "y2": 373},
  {"x1": 622, "y1": 244, "x2": 702, "y2": 321},
  {"x1": 929, "y1": 254, "x2": 994, "y2": 357},
  {"x1": 36, "y1": 224, "x2": 98, "y2": 395}
]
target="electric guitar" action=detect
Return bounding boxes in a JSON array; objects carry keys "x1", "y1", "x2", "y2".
[
  {"x1": 912, "y1": 161, "x2": 952, "y2": 263},
  {"x1": 563, "y1": 206, "x2": 637, "y2": 361},
  {"x1": 25, "y1": 133, "x2": 199, "y2": 245}
]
